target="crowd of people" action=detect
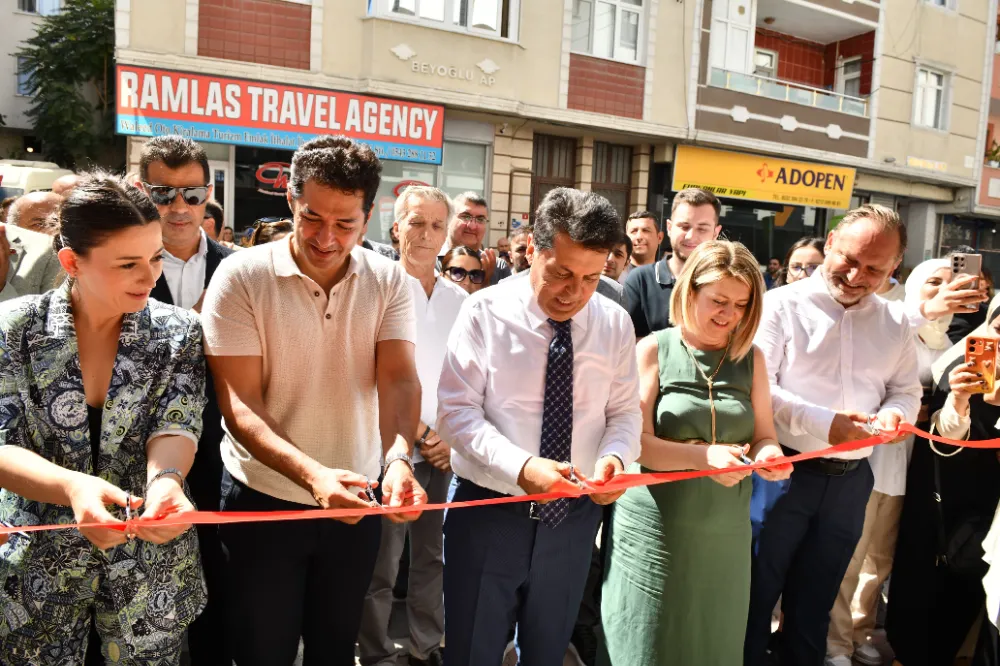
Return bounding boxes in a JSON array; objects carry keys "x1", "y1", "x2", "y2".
[{"x1": 0, "y1": 132, "x2": 998, "y2": 666}]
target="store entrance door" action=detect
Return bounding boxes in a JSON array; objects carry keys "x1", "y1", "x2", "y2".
[{"x1": 209, "y1": 160, "x2": 234, "y2": 230}]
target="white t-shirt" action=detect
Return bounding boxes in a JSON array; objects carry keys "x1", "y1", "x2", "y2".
[{"x1": 408, "y1": 274, "x2": 467, "y2": 462}]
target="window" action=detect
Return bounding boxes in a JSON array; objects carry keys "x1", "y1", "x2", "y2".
[
  {"x1": 16, "y1": 57, "x2": 32, "y2": 97},
  {"x1": 531, "y1": 135, "x2": 577, "y2": 219},
  {"x1": 571, "y1": 0, "x2": 644, "y2": 64},
  {"x1": 753, "y1": 49, "x2": 777, "y2": 79},
  {"x1": 592, "y1": 142, "x2": 632, "y2": 221},
  {"x1": 17, "y1": 0, "x2": 60, "y2": 14},
  {"x1": 913, "y1": 66, "x2": 948, "y2": 130},
  {"x1": 379, "y1": 0, "x2": 519, "y2": 40},
  {"x1": 838, "y1": 57, "x2": 863, "y2": 98}
]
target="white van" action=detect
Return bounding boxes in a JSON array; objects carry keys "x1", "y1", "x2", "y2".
[{"x1": 0, "y1": 160, "x2": 74, "y2": 199}]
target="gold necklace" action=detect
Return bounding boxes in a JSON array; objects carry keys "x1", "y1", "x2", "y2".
[{"x1": 680, "y1": 331, "x2": 731, "y2": 445}]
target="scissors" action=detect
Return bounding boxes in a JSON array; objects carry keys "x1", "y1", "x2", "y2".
[
  {"x1": 124, "y1": 492, "x2": 136, "y2": 540},
  {"x1": 363, "y1": 477, "x2": 382, "y2": 508},
  {"x1": 865, "y1": 414, "x2": 883, "y2": 436}
]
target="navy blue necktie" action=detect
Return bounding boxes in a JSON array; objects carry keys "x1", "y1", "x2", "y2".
[{"x1": 538, "y1": 318, "x2": 574, "y2": 527}]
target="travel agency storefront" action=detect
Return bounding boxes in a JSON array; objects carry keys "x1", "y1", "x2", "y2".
[
  {"x1": 668, "y1": 145, "x2": 857, "y2": 264},
  {"x1": 116, "y1": 64, "x2": 494, "y2": 246}
]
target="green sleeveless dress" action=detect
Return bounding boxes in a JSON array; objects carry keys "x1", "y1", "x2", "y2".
[{"x1": 600, "y1": 327, "x2": 756, "y2": 665}]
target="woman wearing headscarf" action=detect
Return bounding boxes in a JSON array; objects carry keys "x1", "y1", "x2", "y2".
[
  {"x1": 826, "y1": 259, "x2": 955, "y2": 665},
  {"x1": 885, "y1": 293, "x2": 1000, "y2": 666}
]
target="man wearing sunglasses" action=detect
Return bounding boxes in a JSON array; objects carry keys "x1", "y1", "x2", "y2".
[
  {"x1": 440, "y1": 192, "x2": 511, "y2": 286},
  {"x1": 138, "y1": 135, "x2": 234, "y2": 666}
]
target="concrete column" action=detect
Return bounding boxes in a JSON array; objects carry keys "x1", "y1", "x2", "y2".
[
  {"x1": 630, "y1": 144, "x2": 651, "y2": 213},
  {"x1": 575, "y1": 136, "x2": 594, "y2": 191},
  {"x1": 489, "y1": 122, "x2": 533, "y2": 247},
  {"x1": 902, "y1": 202, "x2": 939, "y2": 270}
]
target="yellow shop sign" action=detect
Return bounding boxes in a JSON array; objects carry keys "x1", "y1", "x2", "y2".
[{"x1": 672, "y1": 145, "x2": 856, "y2": 209}]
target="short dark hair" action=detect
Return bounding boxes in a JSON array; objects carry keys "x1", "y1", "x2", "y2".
[
  {"x1": 454, "y1": 191, "x2": 489, "y2": 211},
  {"x1": 139, "y1": 135, "x2": 210, "y2": 184},
  {"x1": 627, "y1": 210, "x2": 660, "y2": 232},
  {"x1": 620, "y1": 235, "x2": 633, "y2": 260},
  {"x1": 670, "y1": 188, "x2": 722, "y2": 222},
  {"x1": 533, "y1": 188, "x2": 624, "y2": 254},
  {"x1": 53, "y1": 171, "x2": 159, "y2": 256},
  {"x1": 288, "y1": 135, "x2": 382, "y2": 216},
  {"x1": 250, "y1": 219, "x2": 293, "y2": 246},
  {"x1": 511, "y1": 227, "x2": 532, "y2": 244},
  {"x1": 204, "y1": 199, "x2": 225, "y2": 236},
  {"x1": 769, "y1": 256, "x2": 781, "y2": 264}
]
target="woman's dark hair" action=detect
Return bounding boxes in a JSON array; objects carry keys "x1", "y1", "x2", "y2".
[
  {"x1": 250, "y1": 219, "x2": 293, "y2": 246},
  {"x1": 774, "y1": 236, "x2": 826, "y2": 288},
  {"x1": 52, "y1": 171, "x2": 160, "y2": 255},
  {"x1": 441, "y1": 245, "x2": 483, "y2": 269}
]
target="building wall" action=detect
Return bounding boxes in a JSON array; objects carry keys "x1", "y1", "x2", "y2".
[
  {"x1": 822, "y1": 31, "x2": 875, "y2": 96},
  {"x1": 567, "y1": 54, "x2": 645, "y2": 119},
  {"x1": 198, "y1": 0, "x2": 311, "y2": 70},
  {"x1": 0, "y1": 6, "x2": 54, "y2": 131},
  {"x1": 754, "y1": 28, "x2": 826, "y2": 88},
  {"x1": 873, "y1": 0, "x2": 991, "y2": 182}
]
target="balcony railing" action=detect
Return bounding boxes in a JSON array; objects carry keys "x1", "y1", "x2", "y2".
[{"x1": 709, "y1": 67, "x2": 869, "y2": 118}]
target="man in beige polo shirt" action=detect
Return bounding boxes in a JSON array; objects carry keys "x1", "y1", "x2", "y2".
[{"x1": 202, "y1": 135, "x2": 427, "y2": 666}]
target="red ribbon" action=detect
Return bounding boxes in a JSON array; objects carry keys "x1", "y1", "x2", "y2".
[{"x1": 0, "y1": 423, "x2": 993, "y2": 537}]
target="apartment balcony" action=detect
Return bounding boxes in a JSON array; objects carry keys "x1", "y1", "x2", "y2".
[
  {"x1": 695, "y1": 0, "x2": 878, "y2": 158},
  {"x1": 708, "y1": 67, "x2": 869, "y2": 117}
]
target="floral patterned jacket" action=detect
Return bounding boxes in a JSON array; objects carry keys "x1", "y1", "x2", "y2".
[{"x1": 0, "y1": 285, "x2": 207, "y2": 647}]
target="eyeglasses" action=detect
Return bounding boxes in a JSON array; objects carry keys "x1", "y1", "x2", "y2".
[
  {"x1": 789, "y1": 262, "x2": 822, "y2": 276},
  {"x1": 143, "y1": 183, "x2": 211, "y2": 207},
  {"x1": 457, "y1": 212, "x2": 488, "y2": 225},
  {"x1": 444, "y1": 266, "x2": 486, "y2": 284}
]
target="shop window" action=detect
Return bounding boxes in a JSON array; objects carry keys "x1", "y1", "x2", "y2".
[
  {"x1": 362, "y1": 140, "x2": 489, "y2": 245},
  {"x1": 913, "y1": 66, "x2": 950, "y2": 130},
  {"x1": 375, "y1": 0, "x2": 520, "y2": 41},
  {"x1": 571, "y1": 0, "x2": 644, "y2": 64},
  {"x1": 531, "y1": 135, "x2": 577, "y2": 219},
  {"x1": 592, "y1": 141, "x2": 632, "y2": 222}
]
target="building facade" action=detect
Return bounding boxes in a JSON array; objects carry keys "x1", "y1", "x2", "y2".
[
  {"x1": 116, "y1": 0, "x2": 997, "y2": 267},
  {"x1": 0, "y1": 0, "x2": 61, "y2": 159}
]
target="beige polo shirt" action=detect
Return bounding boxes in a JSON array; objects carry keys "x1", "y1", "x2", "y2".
[{"x1": 201, "y1": 237, "x2": 416, "y2": 505}]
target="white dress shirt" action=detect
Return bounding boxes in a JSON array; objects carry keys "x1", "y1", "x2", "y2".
[
  {"x1": 408, "y1": 274, "x2": 467, "y2": 463},
  {"x1": 755, "y1": 270, "x2": 922, "y2": 460},
  {"x1": 437, "y1": 277, "x2": 642, "y2": 496},
  {"x1": 162, "y1": 229, "x2": 208, "y2": 309}
]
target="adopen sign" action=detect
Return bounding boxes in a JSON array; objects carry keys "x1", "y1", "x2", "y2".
[{"x1": 115, "y1": 64, "x2": 445, "y2": 165}]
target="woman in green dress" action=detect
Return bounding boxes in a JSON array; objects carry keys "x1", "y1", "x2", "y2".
[{"x1": 601, "y1": 240, "x2": 792, "y2": 665}]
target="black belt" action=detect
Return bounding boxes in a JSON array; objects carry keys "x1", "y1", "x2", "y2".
[{"x1": 781, "y1": 445, "x2": 861, "y2": 476}]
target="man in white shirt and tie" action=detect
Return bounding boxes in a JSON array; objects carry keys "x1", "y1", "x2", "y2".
[
  {"x1": 745, "y1": 204, "x2": 923, "y2": 666},
  {"x1": 437, "y1": 188, "x2": 642, "y2": 666}
]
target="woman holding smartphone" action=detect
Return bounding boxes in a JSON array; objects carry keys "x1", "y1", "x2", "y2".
[
  {"x1": 886, "y1": 294, "x2": 1000, "y2": 666},
  {"x1": 0, "y1": 174, "x2": 207, "y2": 665},
  {"x1": 600, "y1": 241, "x2": 791, "y2": 665}
]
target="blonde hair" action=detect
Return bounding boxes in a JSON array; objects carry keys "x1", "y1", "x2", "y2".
[{"x1": 669, "y1": 240, "x2": 766, "y2": 361}]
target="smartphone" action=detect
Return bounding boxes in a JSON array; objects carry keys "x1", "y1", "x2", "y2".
[
  {"x1": 965, "y1": 335, "x2": 997, "y2": 394},
  {"x1": 952, "y1": 252, "x2": 983, "y2": 290}
]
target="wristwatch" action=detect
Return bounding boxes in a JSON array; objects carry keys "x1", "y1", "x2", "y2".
[{"x1": 383, "y1": 451, "x2": 414, "y2": 476}]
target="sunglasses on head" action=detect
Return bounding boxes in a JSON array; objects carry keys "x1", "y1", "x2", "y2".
[
  {"x1": 143, "y1": 183, "x2": 211, "y2": 207},
  {"x1": 444, "y1": 266, "x2": 486, "y2": 284}
]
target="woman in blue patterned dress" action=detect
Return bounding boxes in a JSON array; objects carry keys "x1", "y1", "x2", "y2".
[{"x1": 0, "y1": 174, "x2": 207, "y2": 665}]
